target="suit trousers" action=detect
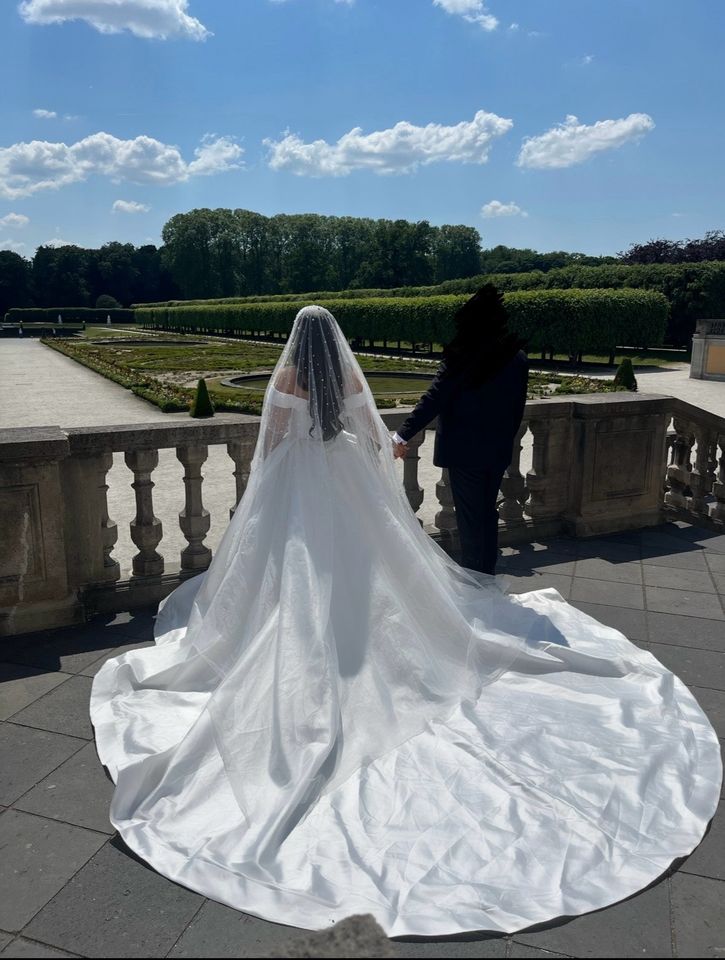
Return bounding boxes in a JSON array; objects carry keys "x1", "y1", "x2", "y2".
[{"x1": 447, "y1": 462, "x2": 508, "y2": 575}]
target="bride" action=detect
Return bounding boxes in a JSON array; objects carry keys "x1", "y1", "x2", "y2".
[{"x1": 90, "y1": 304, "x2": 722, "y2": 938}]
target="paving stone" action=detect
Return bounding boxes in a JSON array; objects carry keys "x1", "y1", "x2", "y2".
[
  {"x1": 9, "y1": 676, "x2": 94, "y2": 741},
  {"x1": 24, "y1": 838, "x2": 204, "y2": 958},
  {"x1": 508, "y1": 944, "x2": 568, "y2": 958},
  {"x1": 575, "y1": 538, "x2": 641, "y2": 562},
  {"x1": 645, "y1": 586, "x2": 724, "y2": 620},
  {"x1": 670, "y1": 872, "x2": 725, "y2": 958},
  {"x1": 570, "y1": 577, "x2": 645, "y2": 609},
  {"x1": 639, "y1": 544, "x2": 709, "y2": 571},
  {"x1": 646, "y1": 611, "x2": 725, "y2": 653},
  {"x1": 0, "y1": 810, "x2": 106, "y2": 932},
  {"x1": 168, "y1": 899, "x2": 307, "y2": 959},
  {"x1": 0, "y1": 937, "x2": 80, "y2": 957},
  {"x1": 0, "y1": 666, "x2": 70, "y2": 722},
  {"x1": 391, "y1": 936, "x2": 507, "y2": 958},
  {"x1": 0, "y1": 933, "x2": 12, "y2": 952},
  {"x1": 513, "y1": 878, "x2": 672, "y2": 958},
  {"x1": 568, "y1": 600, "x2": 648, "y2": 640},
  {"x1": 0, "y1": 723, "x2": 86, "y2": 806},
  {"x1": 711, "y1": 572, "x2": 725, "y2": 595},
  {"x1": 690, "y1": 532, "x2": 725, "y2": 555},
  {"x1": 14, "y1": 742, "x2": 114, "y2": 834},
  {"x1": 705, "y1": 552, "x2": 725, "y2": 574},
  {"x1": 79, "y1": 639, "x2": 156, "y2": 678},
  {"x1": 499, "y1": 551, "x2": 577, "y2": 576},
  {"x1": 0, "y1": 623, "x2": 139, "y2": 675},
  {"x1": 642, "y1": 564, "x2": 718, "y2": 593},
  {"x1": 573, "y1": 557, "x2": 643, "y2": 584},
  {"x1": 637, "y1": 640, "x2": 725, "y2": 691},
  {"x1": 677, "y1": 799, "x2": 725, "y2": 881}
]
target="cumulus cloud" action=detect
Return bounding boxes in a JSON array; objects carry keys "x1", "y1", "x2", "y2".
[
  {"x1": 43, "y1": 237, "x2": 74, "y2": 247},
  {"x1": 517, "y1": 113, "x2": 655, "y2": 169},
  {"x1": 264, "y1": 110, "x2": 513, "y2": 177},
  {"x1": 18, "y1": 0, "x2": 211, "y2": 40},
  {"x1": 0, "y1": 213, "x2": 30, "y2": 227},
  {"x1": 481, "y1": 200, "x2": 528, "y2": 218},
  {"x1": 0, "y1": 132, "x2": 244, "y2": 199},
  {"x1": 0, "y1": 238, "x2": 27, "y2": 252},
  {"x1": 112, "y1": 199, "x2": 150, "y2": 213},
  {"x1": 433, "y1": 0, "x2": 498, "y2": 30},
  {"x1": 33, "y1": 108, "x2": 57, "y2": 119}
]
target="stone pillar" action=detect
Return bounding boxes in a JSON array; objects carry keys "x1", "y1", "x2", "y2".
[
  {"x1": 125, "y1": 448, "x2": 164, "y2": 578},
  {"x1": 0, "y1": 427, "x2": 82, "y2": 636},
  {"x1": 434, "y1": 467, "x2": 457, "y2": 542},
  {"x1": 525, "y1": 414, "x2": 571, "y2": 526},
  {"x1": 402, "y1": 431, "x2": 425, "y2": 515},
  {"x1": 712, "y1": 436, "x2": 725, "y2": 522},
  {"x1": 664, "y1": 416, "x2": 694, "y2": 511},
  {"x1": 60, "y1": 451, "x2": 120, "y2": 586},
  {"x1": 227, "y1": 439, "x2": 255, "y2": 519},
  {"x1": 498, "y1": 420, "x2": 528, "y2": 531},
  {"x1": 177, "y1": 444, "x2": 212, "y2": 573}
]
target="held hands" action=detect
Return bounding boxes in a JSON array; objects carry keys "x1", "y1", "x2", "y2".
[{"x1": 391, "y1": 435, "x2": 409, "y2": 459}]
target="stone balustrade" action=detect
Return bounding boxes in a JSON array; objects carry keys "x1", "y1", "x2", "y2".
[{"x1": 2, "y1": 393, "x2": 724, "y2": 636}]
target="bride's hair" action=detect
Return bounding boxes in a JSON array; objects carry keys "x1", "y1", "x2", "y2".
[{"x1": 289, "y1": 305, "x2": 347, "y2": 442}]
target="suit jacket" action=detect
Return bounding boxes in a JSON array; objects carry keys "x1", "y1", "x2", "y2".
[{"x1": 397, "y1": 350, "x2": 529, "y2": 470}]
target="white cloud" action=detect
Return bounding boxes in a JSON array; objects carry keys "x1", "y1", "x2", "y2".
[
  {"x1": 264, "y1": 109, "x2": 513, "y2": 177},
  {"x1": 43, "y1": 237, "x2": 74, "y2": 247},
  {"x1": 33, "y1": 108, "x2": 57, "y2": 119},
  {"x1": 580, "y1": 54, "x2": 594, "y2": 65},
  {"x1": 0, "y1": 212, "x2": 30, "y2": 228},
  {"x1": 481, "y1": 200, "x2": 528, "y2": 218},
  {"x1": 18, "y1": 0, "x2": 211, "y2": 40},
  {"x1": 516, "y1": 113, "x2": 655, "y2": 169},
  {"x1": 0, "y1": 132, "x2": 244, "y2": 199},
  {"x1": 112, "y1": 199, "x2": 150, "y2": 213},
  {"x1": 0, "y1": 238, "x2": 27, "y2": 252},
  {"x1": 433, "y1": 0, "x2": 498, "y2": 30}
]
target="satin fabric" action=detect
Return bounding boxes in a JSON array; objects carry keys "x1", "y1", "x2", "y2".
[{"x1": 90, "y1": 388, "x2": 722, "y2": 937}]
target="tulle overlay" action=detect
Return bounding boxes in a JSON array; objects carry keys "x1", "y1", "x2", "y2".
[{"x1": 90, "y1": 308, "x2": 722, "y2": 937}]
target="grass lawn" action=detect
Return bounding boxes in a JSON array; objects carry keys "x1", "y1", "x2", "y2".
[{"x1": 43, "y1": 329, "x2": 636, "y2": 415}]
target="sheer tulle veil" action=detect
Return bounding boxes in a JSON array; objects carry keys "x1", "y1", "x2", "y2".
[{"x1": 153, "y1": 304, "x2": 529, "y2": 835}]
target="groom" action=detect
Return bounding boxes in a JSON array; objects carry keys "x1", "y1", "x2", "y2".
[{"x1": 392, "y1": 284, "x2": 528, "y2": 575}]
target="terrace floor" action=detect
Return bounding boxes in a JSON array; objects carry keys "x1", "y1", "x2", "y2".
[{"x1": 0, "y1": 520, "x2": 723, "y2": 958}]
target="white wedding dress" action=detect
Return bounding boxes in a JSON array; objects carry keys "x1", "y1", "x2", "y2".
[{"x1": 90, "y1": 306, "x2": 722, "y2": 938}]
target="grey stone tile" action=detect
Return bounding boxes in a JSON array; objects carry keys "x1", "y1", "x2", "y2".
[
  {"x1": 711, "y1": 572, "x2": 725, "y2": 595},
  {"x1": 706, "y1": 551, "x2": 725, "y2": 574},
  {"x1": 568, "y1": 601, "x2": 648, "y2": 640},
  {"x1": 646, "y1": 611, "x2": 725, "y2": 653},
  {"x1": 645, "y1": 586, "x2": 724, "y2": 620},
  {"x1": 0, "y1": 933, "x2": 12, "y2": 953},
  {"x1": 508, "y1": 944, "x2": 568, "y2": 958},
  {"x1": 24, "y1": 839, "x2": 203, "y2": 957},
  {"x1": 638, "y1": 640, "x2": 725, "y2": 691},
  {"x1": 670, "y1": 871, "x2": 725, "y2": 958},
  {"x1": 678, "y1": 799, "x2": 725, "y2": 881},
  {"x1": 691, "y1": 532, "x2": 725, "y2": 555},
  {"x1": 574, "y1": 557, "x2": 643, "y2": 583},
  {"x1": 570, "y1": 577, "x2": 645, "y2": 610},
  {"x1": 0, "y1": 810, "x2": 106, "y2": 932},
  {"x1": 9, "y1": 676, "x2": 94, "y2": 741},
  {"x1": 501, "y1": 573, "x2": 572, "y2": 599},
  {"x1": 0, "y1": 621, "x2": 145, "y2": 675},
  {"x1": 575, "y1": 538, "x2": 641, "y2": 562},
  {"x1": 78, "y1": 640, "x2": 155, "y2": 678},
  {"x1": 688, "y1": 687, "x2": 725, "y2": 739},
  {"x1": 0, "y1": 723, "x2": 86, "y2": 806},
  {"x1": 639, "y1": 546, "x2": 709, "y2": 571},
  {"x1": 0, "y1": 937, "x2": 80, "y2": 957},
  {"x1": 513, "y1": 878, "x2": 672, "y2": 958},
  {"x1": 0, "y1": 666, "x2": 70, "y2": 722},
  {"x1": 14, "y1": 742, "x2": 114, "y2": 834},
  {"x1": 168, "y1": 899, "x2": 306, "y2": 959},
  {"x1": 391, "y1": 935, "x2": 507, "y2": 957},
  {"x1": 642, "y1": 564, "x2": 717, "y2": 593},
  {"x1": 500, "y1": 555, "x2": 577, "y2": 577}
]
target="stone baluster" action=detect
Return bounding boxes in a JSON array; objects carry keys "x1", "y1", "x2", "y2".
[
  {"x1": 402, "y1": 431, "x2": 425, "y2": 515},
  {"x1": 125, "y1": 449, "x2": 164, "y2": 577},
  {"x1": 97, "y1": 451, "x2": 120, "y2": 581},
  {"x1": 177, "y1": 444, "x2": 212, "y2": 572},
  {"x1": 712, "y1": 435, "x2": 725, "y2": 522},
  {"x1": 434, "y1": 468, "x2": 456, "y2": 537},
  {"x1": 227, "y1": 439, "x2": 255, "y2": 519},
  {"x1": 689, "y1": 425, "x2": 717, "y2": 517},
  {"x1": 664, "y1": 417, "x2": 694, "y2": 510},
  {"x1": 498, "y1": 421, "x2": 528, "y2": 529},
  {"x1": 524, "y1": 416, "x2": 570, "y2": 522}
]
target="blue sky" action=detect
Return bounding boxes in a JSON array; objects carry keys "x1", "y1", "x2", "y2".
[{"x1": 1, "y1": 0, "x2": 723, "y2": 259}]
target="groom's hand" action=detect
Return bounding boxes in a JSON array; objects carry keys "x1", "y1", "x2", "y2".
[{"x1": 393, "y1": 441, "x2": 408, "y2": 459}]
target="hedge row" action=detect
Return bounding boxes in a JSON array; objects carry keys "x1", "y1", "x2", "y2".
[
  {"x1": 5, "y1": 308, "x2": 135, "y2": 324},
  {"x1": 137, "y1": 288, "x2": 669, "y2": 357},
  {"x1": 133, "y1": 259, "x2": 725, "y2": 346}
]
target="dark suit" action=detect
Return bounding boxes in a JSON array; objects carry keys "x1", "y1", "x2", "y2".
[{"x1": 397, "y1": 350, "x2": 529, "y2": 574}]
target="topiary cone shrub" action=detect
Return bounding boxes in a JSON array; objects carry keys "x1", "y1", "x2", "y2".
[
  {"x1": 613, "y1": 357, "x2": 638, "y2": 392},
  {"x1": 190, "y1": 378, "x2": 215, "y2": 417}
]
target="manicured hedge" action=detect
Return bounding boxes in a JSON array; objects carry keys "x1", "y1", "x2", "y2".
[{"x1": 137, "y1": 288, "x2": 669, "y2": 358}]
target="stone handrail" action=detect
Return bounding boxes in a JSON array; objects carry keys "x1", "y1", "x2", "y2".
[{"x1": 1, "y1": 393, "x2": 724, "y2": 636}]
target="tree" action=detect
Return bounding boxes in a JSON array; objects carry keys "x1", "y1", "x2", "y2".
[
  {"x1": 0, "y1": 250, "x2": 33, "y2": 316},
  {"x1": 190, "y1": 378, "x2": 215, "y2": 417},
  {"x1": 613, "y1": 358, "x2": 637, "y2": 391}
]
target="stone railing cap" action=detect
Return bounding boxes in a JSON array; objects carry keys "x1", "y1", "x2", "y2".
[{"x1": 0, "y1": 425, "x2": 69, "y2": 463}]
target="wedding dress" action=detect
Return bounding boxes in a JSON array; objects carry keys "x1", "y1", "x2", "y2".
[{"x1": 90, "y1": 305, "x2": 722, "y2": 938}]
